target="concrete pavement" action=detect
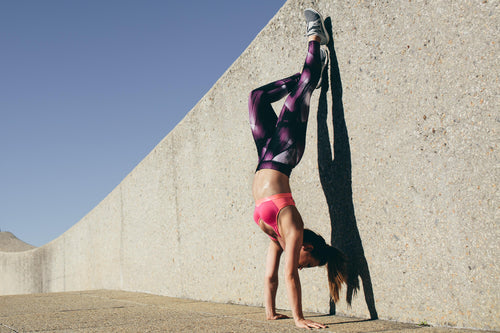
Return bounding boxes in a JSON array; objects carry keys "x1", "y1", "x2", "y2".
[{"x1": 0, "y1": 290, "x2": 494, "y2": 333}]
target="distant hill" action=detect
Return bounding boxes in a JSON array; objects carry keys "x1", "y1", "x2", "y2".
[{"x1": 0, "y1": 232, "x2": 36, "y2": 252}]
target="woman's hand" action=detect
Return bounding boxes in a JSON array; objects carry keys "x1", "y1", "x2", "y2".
[
  {"x1": 295, "y1": 318, "x2": 327, "y2": 330},
  {"x1": 267, "y1": 313, "x2": 289, "y2": 320}
]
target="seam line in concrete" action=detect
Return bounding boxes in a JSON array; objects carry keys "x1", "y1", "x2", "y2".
[{"x1": 0, "y1": 322, "x2": 19, "y2": 333}]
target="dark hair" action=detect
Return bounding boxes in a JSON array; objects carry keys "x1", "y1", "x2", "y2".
[{"x1": 303, "y1": 229, "x2": 348, "y2": 304}]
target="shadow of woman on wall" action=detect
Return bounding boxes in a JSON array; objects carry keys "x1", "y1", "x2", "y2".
[{"x1": 317, "y1": 18, "x2": 378, "y2": 320}]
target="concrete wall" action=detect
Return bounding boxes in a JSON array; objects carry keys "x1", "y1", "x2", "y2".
[{"x1": 1, "y1": 0, "x2": 498, "y2": 330}]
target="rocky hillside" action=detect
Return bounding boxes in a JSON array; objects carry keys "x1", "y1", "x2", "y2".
[{"x1": 0, "y1": 232, "x2": 36, "y2": 252}]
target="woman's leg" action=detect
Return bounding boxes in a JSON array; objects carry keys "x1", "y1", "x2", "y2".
[
  {"x1": 249, "y1": 73, "x2": 301, "y2": 160},
  {"x1": 259, "y1": 40, "x2": 322, "y2": 172}
]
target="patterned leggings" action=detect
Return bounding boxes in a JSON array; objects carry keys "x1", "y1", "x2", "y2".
[{"x1": 248, "y1": 40, "x2": 322, "y2": 177}]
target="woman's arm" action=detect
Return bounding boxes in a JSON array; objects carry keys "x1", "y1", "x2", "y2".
[
  {"x1": 283, "y1": 222, "x2": 305, "y2": 322},
  {"x1": 264, "y1": 240, "x2": 288, "y2": 319},
  {"x1": 281, "y1": 207, "x2": 326, "y2": 330}
]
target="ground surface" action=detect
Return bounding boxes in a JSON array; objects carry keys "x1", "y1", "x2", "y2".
[{"x1": 0, "y1": 290, "x2": 494, "y2": 332}]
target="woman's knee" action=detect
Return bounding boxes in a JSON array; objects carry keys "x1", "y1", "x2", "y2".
[{"x1": 249, "y1": 88, "x2": 267, "y2": 109}]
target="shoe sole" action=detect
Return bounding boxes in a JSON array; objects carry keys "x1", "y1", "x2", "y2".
[{"x1": 316, "y1": 48, "x2": 329, "y2": 89}]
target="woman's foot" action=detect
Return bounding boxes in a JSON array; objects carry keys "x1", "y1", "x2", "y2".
[{"x1": 304, "y1": 8, "x2": 329, "y2": 45}]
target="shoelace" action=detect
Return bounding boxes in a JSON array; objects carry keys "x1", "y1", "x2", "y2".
[{"x1": 306, "y1": 20, "x2": 322, "y2": 35}]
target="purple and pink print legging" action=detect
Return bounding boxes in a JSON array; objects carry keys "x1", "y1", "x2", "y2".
[{"x1": 249, "y1": 41, "x2": 322, "y2": 177}]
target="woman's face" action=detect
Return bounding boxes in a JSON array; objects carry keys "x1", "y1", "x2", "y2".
[{"x1": 298, "y1": 246, "x2": 320, "y2": 270}]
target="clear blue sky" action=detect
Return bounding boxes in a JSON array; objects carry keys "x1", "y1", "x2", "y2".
[{"x1": 0, "y1": 0, "x2": 286, "y2": 247}]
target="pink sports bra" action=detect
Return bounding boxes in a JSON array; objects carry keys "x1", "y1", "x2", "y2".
[{"x1": 253, "y1": 193, "x2": 296, "y2": 241}]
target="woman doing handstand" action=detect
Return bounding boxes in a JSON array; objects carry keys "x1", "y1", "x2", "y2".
[{"x1": 249, "y1": 9, "x2": 348, "y2": 330}]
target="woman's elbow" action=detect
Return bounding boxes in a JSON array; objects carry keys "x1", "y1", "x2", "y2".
[
  {"x1": 284, "y1": 269, "x2": 300, "y2": 283},
  {"x1": 265, "y1": 273, "x2": 279, "y2": 284}
]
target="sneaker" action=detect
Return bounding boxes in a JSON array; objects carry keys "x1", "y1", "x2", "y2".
[
  {"x1": 316, "y1": 48, "x2": 329, "y2": 89},
  {"x1": 304, "y1": 8, "x2": 329, "y2": 45}
]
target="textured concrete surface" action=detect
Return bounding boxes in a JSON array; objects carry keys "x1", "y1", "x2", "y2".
[
  {"x1": 0, "y1": 0, "x2": 498, "y2": 331},
  {"x1": 0, "y1": 290, "x2": 494, "y2": 333}
]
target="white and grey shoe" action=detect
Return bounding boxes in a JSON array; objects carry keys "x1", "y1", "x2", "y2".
[
  {"x1": 316, "y1": 47, "x2": 329, "y2": 89},
  {"x1": 304, "y1": 8, "x2": 329, "y2": 45}
]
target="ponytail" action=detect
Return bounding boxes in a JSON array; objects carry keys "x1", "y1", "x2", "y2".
[
  {"x1": 303, "y1": 229, "x2": 348, "y2": 304},
  {"x1": 325, "y1": 246, "x2": 348, "y2": 303}
]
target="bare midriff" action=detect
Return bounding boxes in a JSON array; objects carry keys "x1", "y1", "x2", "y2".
[{"x1": 252, "y1": 169, "x2": 292, "y2": 202}]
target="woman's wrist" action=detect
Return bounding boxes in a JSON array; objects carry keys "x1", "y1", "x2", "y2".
[
  {"x1": 294, "y1": 316, "x2": 305, "y2": 323},
  {"x1": 266, "y1": 310, "x2": 278, "y2": 319},
  {"x1": 265, "y1": 306, "x2": 276, "y2": 316}
]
